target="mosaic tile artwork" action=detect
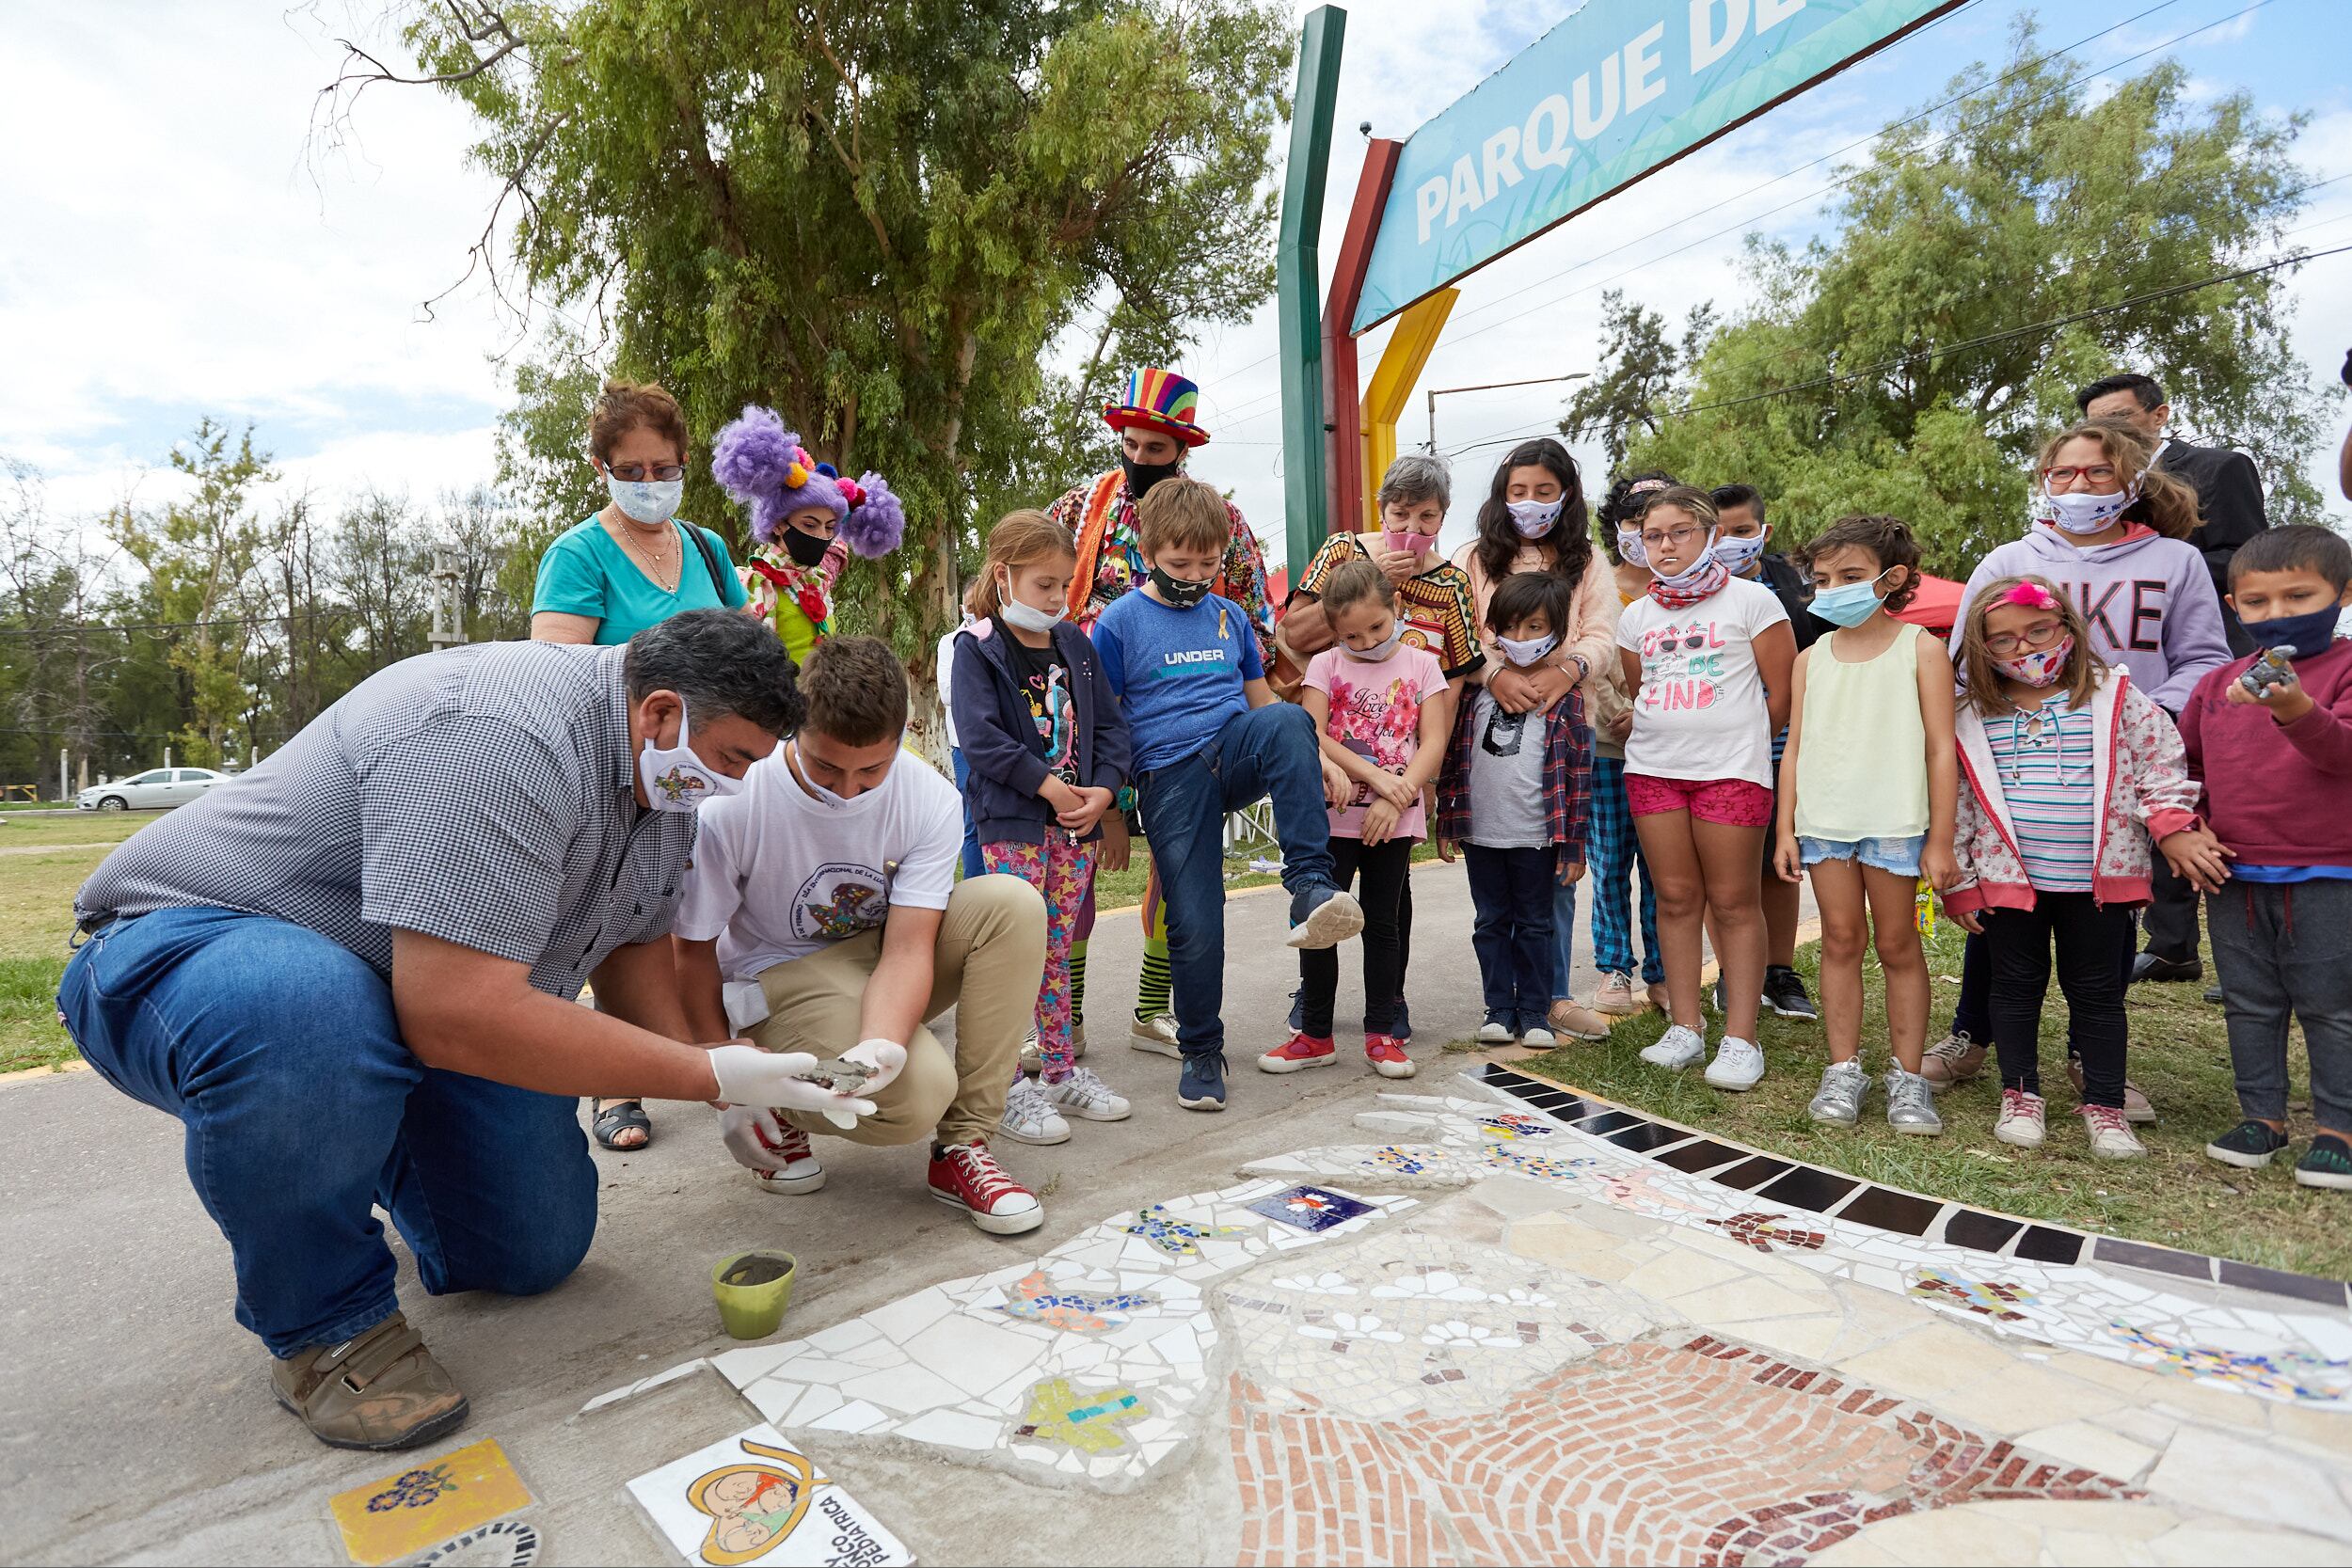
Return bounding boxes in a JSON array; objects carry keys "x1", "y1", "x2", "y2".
[
  {"x1": 626, "y1": 1427, "x2": 909, "y2": 1567},
  {"x1": 598, "y1": 1067, "x2": 2352, "y2": 1563},
  {"x1": 328, "y1": 1438, "x2": 532, "y2": 1567},
  {"x1": 409, "y1": 1519, "x2": 541, "y2": 1568},
  {"x1": 1246, "y1": 1183, "x2": 1375, "y2": 1232},
  {"x1": 1910, "y1": 1269, "x2": 2034, "y2": 1322}
]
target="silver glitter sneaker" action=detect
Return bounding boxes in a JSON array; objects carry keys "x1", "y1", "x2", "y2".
[
  {"x1": 1884, "y1": 1066, "x2": 1944, "y2": 1135},
  {"x1": 1807, "y1": 1060, "x2": 1868, "y2": 1125}
]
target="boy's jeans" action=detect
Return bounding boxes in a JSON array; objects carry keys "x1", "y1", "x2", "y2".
[
  {"x1": 58, "y1": 906, "x2": 596, "y2": 1357},
  {"x1": 1139, "y1": 704, "x2": 1340, "y2": 1057},
  {"x1": 2209, "y1": 879, "x2": 2352, "y2": 1128}
]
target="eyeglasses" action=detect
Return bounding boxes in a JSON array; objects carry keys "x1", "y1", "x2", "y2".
[
  {"x1": 1639, "y1": 525, "x2": 1704, "y2": 547},
  {"x1": 2042, "y1": 465, "x2": 2117, "y2": 488},
  {"x1": 1984, "y1": 618, "x2": 2064, "y2": 657},
  {"x1": 608, "y1": 463, "x2": 687, "y2": 483}
]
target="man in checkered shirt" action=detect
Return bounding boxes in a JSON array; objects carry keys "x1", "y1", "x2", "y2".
[{"x1": 60, "y1": 610, "x2": 890, "y2": 1453}]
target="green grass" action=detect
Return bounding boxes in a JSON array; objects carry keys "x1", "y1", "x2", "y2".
[
  {"x1": 0, "y1": 814, "x2": 149, "y2": 1073},
  {"x1": 1513, "y1": 921, "x2": 2352, "y2": 1281}
]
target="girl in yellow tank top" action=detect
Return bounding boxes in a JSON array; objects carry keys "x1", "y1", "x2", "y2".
[{"x1": 1772, "y1": 517, "x2": 1960, "y2": 1135}]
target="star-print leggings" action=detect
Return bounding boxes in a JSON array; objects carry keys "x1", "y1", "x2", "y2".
[{"x1": 981, "y1": 825, "x2": 1098, "y2": 1083}]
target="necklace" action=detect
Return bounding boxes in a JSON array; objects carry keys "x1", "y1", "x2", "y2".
[{"x1": 607, "y1": 512, "x2": 679, "y2": 589}]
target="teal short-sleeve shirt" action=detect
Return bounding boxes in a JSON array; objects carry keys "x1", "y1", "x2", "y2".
[{"x1": 532, "y1": 515, "x2": 749, "y2": 644}]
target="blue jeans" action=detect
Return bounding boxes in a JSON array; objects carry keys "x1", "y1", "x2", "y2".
[
  {"x1": 57, "y1": 907, "x2": 597, "y2": 1356},
  {"x1": 1466, "y1": 843, "x2": 1558, "y2": 1032},
  {"x1": 948, "y1": 747, "x2": 985, "y2": 880},
  {"x1": 1139, "y1": 704, "x2": 1340, "y2": 1057}
]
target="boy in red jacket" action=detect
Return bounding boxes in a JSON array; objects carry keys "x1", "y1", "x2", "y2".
[{"x1": 2179, "y1": 526, "x2": 2352, "y2": 1188}]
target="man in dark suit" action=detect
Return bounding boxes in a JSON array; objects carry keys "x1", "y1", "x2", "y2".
[
  {"x1": 2078, "y1": 372, "x2": 2270, "y2": 990},
  {"x1": 2079, "y1": 372, "x2": 2269, "y2": 655}
]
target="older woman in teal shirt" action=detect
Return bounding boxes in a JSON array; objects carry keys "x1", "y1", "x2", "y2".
[{"x1": 532, "y1": 377, "x2": 751, "y2": 1149}]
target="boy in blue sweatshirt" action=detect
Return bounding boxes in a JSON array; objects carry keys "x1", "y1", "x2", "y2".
[{"x1": 1090, "y1": 478, "x2": 1364, "y2": 1110}]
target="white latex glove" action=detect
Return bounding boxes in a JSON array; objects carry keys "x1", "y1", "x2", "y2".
[
  {"x1": 707, "y1": 1042, "x2": 879, "y2": 1124},
  {"x1": 716, "y1": 1102, "x2": 785, "y2": 1172},
  {"x1": 837, "y1": 1038, "x2": 907, "y2": 1096}
]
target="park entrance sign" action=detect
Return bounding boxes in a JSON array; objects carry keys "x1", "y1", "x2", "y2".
[{"x1": 1350, "y1": 0, "x2": 1963, "y2": 332}]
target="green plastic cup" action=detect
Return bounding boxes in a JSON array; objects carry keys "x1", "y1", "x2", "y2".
[{"x1": 711, "y1": 1249, "x2": 798, "y2": 1339}]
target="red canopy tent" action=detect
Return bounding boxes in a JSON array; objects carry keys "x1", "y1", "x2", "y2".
[{"x1": 1896, "y1": 573, "x2": 1966, "y2": 636}]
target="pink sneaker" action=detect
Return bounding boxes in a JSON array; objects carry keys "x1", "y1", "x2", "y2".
[
  {"x1": 749, "y1": 1122, "x2": 826, "y2": 1195},
  {"x1": 1365, "y1": 1035, "x2": 1416, "y2": 1079},
  {"x1": 1259, "y1": 1032, "x2": 1337, "y2": 1074}
]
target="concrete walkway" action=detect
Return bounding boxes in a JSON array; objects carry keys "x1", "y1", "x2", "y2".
[{"x1": 1, "y1": 859, "x2": 1593, "y2": 1565}]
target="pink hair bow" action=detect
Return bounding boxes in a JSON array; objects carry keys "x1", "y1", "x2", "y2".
[{"x1": 2004, "y1": 581, "x2": 2058, "y2": 610}]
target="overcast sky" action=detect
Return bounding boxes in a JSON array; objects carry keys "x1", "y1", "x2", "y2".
[{"x1": 6, "y1": 0, "x2": 2347, "y2": 569}]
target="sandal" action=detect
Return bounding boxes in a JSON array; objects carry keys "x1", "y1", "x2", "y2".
[{"x1": 593, "y1": 1098, "x2": 652, "y2": 1149}]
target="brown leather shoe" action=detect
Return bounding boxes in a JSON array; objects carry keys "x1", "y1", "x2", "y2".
[
  {"x1": 1547, "y1": 999, "x2": 1612, "y2": 1040},
  {"x1": 270, "y1": 1311, "x2": 469, "y2": 1451},
  {"x1": 2066, "y1": 1058, "x2": 2156, "y2": 1124}
]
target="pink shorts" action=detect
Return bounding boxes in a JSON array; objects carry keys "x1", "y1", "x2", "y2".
[{"x1": 1625, "y1": 773, "x2": 1774, "y2": 828}]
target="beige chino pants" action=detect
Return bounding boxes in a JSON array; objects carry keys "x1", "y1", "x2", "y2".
[{"x1": 750, "y1": 875, "x2": 1044, "y2": 1148}]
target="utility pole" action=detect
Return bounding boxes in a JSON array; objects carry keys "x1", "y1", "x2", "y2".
[
  {"x1": 427, "y1": 546, "x2": 466, "y2": 651},
  {"x1": 1424, "y1": 372, "x2": 1590, "y2": 454}
]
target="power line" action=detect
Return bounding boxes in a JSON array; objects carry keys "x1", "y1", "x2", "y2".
[{"x1": 1440, "y1": 238, "x2": 2352, "y2": 458}]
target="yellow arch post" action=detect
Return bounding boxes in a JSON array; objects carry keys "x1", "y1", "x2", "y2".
[{"x1": 1359, "y1": 289, "x2": 1458, "y2": 531}]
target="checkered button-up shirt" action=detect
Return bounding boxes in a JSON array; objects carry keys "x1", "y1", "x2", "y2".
[
  {"x1": 75, "y1": 641, "x2": 693, "y2": 998},
  {"x1": 1436, "y1": 685, "x2": 1594, "y2": 863}
]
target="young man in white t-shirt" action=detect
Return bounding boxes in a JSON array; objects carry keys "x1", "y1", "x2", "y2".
[{"x1": 675, "y1": 637, "x2": 1052, "y2": 1233}]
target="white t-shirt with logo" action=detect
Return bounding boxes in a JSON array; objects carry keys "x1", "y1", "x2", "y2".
[
  {"x1": 675, "y1": 745, "x2": 963, "y2": 981},
  {"x1": 1614, "y1": 577, "x2": 1789, "y2": 788}
]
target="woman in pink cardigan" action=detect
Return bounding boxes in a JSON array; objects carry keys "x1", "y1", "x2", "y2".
[{"x1": 1449, "y1": 437, "x2": 1619, "y2": 1037}]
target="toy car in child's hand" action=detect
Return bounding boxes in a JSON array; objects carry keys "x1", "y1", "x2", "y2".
[{"x1": 2240, "y1": 646, "x2": 2295, "y2": 699}]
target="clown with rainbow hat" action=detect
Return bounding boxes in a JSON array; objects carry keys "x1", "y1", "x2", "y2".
[{"x1": 1044, "y1": 367, "x2": 1277, "y2": 1059}]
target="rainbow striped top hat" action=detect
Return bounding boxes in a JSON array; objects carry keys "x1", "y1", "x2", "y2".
[{"x1": 1103, "y1": 367, "x2": 1211, "y2": 448}]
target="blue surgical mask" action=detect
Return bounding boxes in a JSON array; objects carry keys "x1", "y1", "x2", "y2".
[
  {"x1": 1808, "y1": 569, "x2": 1895, "y2": 628},
  {"x1": 2248, "y1": 604, "x2": 2344, "y2": 661},
  {"x1": 1507, "y1": 497, "x2": 1563, "y2": 538},
  {"x1": 1711, "y1": 532, "x2": 1768, "y2": 575}
]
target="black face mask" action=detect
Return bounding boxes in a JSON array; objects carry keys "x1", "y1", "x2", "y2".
[
  {"x1": 781, "y1": 525, "x2": 833, "y2": 567},
  {"x1": 1150, "y1": 565, "x2": 1213, "y2": 609},
  {"x1": 1121, "y1": 453, "x2": 1184, "y2": 500}
]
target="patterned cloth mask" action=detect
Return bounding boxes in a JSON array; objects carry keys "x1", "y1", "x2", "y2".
[{"x1": 1993, "y1": 636, "x2": 2074, "y2": 688}]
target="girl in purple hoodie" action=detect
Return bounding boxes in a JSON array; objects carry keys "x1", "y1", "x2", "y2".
[{"x1": 1924, "y1": 420, "x2": 2233, "y2": 1106}]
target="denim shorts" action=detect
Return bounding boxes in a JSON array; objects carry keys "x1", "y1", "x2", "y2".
[{"x1": 1799, "y1": 833, "x2": 1925, "y2": 877}]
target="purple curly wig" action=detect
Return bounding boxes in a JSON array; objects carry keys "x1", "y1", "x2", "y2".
[{"x1": 838, "y1": 473, "x2": 905, "y2": 559}]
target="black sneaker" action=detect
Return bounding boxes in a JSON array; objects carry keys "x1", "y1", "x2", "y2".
[
  {"x1": 2130, "y1": 952, "x2": 2202, "y2": 984},
  {"x1": 1763, "y1": 965, "x2": 1819, "y2": 1021},
  {"x1": 2205, "y1": 1119, "x2": 2290, "y2": 1169},
  {"x1": 2202, "y1": 984, "x2": 2225, "y2": 1006},
  {"x1": 2296, "y1": 1134, "x2": 2352, "y2": 1191}
]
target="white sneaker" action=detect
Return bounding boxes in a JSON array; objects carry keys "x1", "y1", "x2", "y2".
[
  {"x1": 997, "y1": 1077, "x2": 1072, "y2": 1146},
  {"x1": 1704, "y1": 1037, "x2": 1766, "y2": 1091},
  {"x1": 1518, "y1": 1026, "x2": 1557, "y2": 1050},
  {"x1": 2081, "y1": 1103, "x2": 2146, "y2": 1160},
  {"x1": 1641, "y1": 1023, "x2": 1707, "y2": 1069},
  {"x1": 1475, "y1": 1020, "x2": 1517, "y2": 1045},
  {"x1": 1041, "y1": 1066, "x2": 1131, "y2": 1122},
  {"x1": 1129, "y1": 1013, "x2": 1181, "y2": 1057}
]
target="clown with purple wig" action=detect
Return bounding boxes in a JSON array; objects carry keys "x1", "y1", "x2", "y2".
[{"x1": 713, "y1": 405, "x2": 906, "y2": 663}]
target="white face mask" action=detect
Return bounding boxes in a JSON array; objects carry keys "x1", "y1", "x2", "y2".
[
  {"x1": 2039, "y1": 484, "x2": 2137, "y2": 535},
  {"x1": 1341, "y1": 625, "x2": 1403, "y2": 661},
  {"x1": 1711, "y1": 531, "x2": 1768, "y2": 574},
  {"x1": 1615, "y1": 526, "x2": 1649, "y2": 569},
  {"x1": 637, "y1": 706, "x2": 742, "y2": 814},
  {"x1": 1507, "y1": 497, "x2": 1564, "y2": 538},
  {"x1": 998, "y1": 578, "x2": 1066, "y2": 634},
  {"x1": 1495, "y1": 632, "x2": 1558, "y2": 667},
  {"x1": 789, "y1": 741, "x2": 866, "y2": 809},
  {"x1": 608, "y1": 475, "x2": 684, "y2": 526}
]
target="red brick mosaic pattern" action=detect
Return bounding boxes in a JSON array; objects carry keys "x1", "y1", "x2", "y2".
[{"x1": 1229, "y1": 1332, "x2": 2137, "y2": 1566}]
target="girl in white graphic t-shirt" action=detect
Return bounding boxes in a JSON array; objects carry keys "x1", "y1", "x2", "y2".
[{"x1": 1613, "y1": 485, "x2": 1795, "y2": 1092}]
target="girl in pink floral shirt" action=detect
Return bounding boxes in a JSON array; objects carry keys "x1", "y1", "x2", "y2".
[{"x1": 1267, "y1": 562, "x2": 1449, "y2": 1081}]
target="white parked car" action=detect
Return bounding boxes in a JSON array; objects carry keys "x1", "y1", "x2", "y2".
[{"x1": 77, "y1": 768, "x2": 229, "y2": 812}]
